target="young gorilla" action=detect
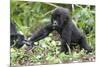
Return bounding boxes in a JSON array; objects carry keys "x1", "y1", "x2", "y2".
[
  {"x1": 10, "y1": 22, "x2": 25, "y2": 48},
  {"x1": 27, "y1": 7, "x2": 92, "y2": 53}
]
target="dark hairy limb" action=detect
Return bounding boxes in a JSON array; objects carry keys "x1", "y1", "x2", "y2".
[
  {"x1": 26, "y1": 24, "x2": 53, "y2": 48},
  {"x1": 10, "y1": 22, "x2": 25, "y2": 48}
]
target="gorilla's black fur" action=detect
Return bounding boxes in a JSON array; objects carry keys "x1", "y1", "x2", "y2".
[{"x1": 10, "y1": 22, "x2": 25, "y2": 48}]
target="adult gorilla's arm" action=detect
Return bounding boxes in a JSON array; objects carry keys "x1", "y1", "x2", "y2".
[
  {"x1": 29, "y1": 24, "x2": 53, "y2": 42},
  {"x1": 10, "y1": 22, "x2": 25, "y2": 48}
]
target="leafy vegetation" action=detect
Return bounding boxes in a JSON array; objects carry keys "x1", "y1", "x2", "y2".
[{"x1": 10, "y1": 1, "x2": 95, "y2": 66}]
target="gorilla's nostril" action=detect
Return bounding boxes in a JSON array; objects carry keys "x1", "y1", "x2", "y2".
[
  {"x1": 53, "y1": 20, "x2": 57, "y2": 25},
  {"x1": 54, "y1": 23, "x2": 56, "y2": 24}
]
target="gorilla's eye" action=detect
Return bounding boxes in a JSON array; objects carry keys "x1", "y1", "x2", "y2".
[{"x1": 56, "y1": 14, "x2": 61, "y2": 17}]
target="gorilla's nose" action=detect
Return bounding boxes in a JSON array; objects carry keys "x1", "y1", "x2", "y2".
[{"x1": 53, "y1": 20, "x2": 58, "y2": 26}]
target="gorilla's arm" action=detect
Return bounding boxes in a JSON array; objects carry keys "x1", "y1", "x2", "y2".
[
  {"x1": 10, "y1": 22, "x2": 25, "y2": 48},
  {"x1": 10, "y1": 22, "x2": 17, "y2": 35},
  {"x1": 29, "y1": 24, "x2": 53, "y2": 42},
  {"x1": 24, "y1": 24, "x2": 53, "y2": 50}
]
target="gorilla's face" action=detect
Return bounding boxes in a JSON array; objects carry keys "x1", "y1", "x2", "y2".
[{"x1": 51, "y1": 7, "x2": 70, "y2": 29}]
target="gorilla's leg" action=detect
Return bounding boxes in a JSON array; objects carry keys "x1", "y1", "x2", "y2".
[
  {"x1": 78, "y1": 36, "x2": 92, "y2": 53},
  {"x1": 60, "y1": 28, "x2": 72, "y2": 53},
  {"x1": 60, "y1": 39, "x2": 69, "y2": 53}
]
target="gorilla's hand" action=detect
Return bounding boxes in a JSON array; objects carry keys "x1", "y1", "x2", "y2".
[{"x1": 24, "y1": 40, "x2": 34, "y2": 51}]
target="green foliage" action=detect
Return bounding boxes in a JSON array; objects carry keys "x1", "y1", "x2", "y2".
[
  {"x1": 10, "y1": 1, "x2": 95, "y2": 66},
  {"x1": 72, "y1": 5, "x2": 95, "y2": 50}
]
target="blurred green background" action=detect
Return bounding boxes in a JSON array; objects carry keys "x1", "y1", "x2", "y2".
[{"x1": 10, "y1": 1, "x2": 95, "y2": 66}]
